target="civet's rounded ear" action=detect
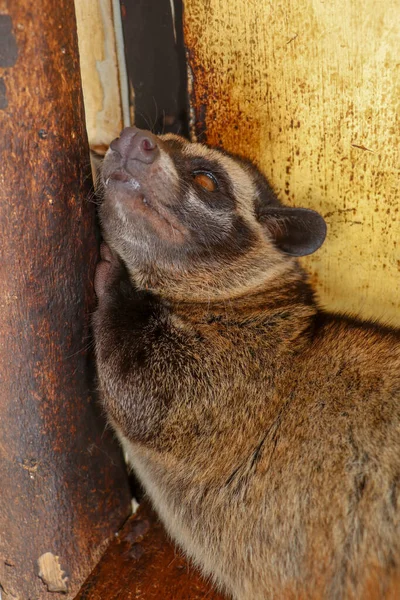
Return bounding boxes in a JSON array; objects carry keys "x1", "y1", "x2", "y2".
[{"x1": 257, "y1": 206, "x2": 327, "y2": 256}]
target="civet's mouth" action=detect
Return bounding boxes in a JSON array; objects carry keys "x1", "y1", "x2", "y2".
[
  {"x1": 103, "y1": 164, "x2": 188, "y2": 244},
  {"x1": 105, "y1": 170, "x2": 141, "y2": 191}
]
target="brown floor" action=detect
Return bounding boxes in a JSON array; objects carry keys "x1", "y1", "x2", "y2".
[{"x1": 75, "y1": 500, "x2": 226, "y2": 599}]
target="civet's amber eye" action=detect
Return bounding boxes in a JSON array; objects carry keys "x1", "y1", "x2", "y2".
[{"x1": 192, "y1": 171, "x2": 218, "y2": 192}]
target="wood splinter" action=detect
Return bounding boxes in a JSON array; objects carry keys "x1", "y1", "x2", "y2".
[{"x1": 37, "y1": 552, "x2": 68, "y2": 593}]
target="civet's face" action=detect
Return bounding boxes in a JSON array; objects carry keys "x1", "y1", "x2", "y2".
[{"x1": 100, "y1": 128, "x2": 326, "y2": 300}]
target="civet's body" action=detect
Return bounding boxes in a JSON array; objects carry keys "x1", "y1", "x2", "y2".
[{"x1": 93, "y1": 128, "x2": 400, "y2": 600}]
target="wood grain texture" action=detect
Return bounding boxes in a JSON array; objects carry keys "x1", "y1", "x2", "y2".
[
  {"x1": 0, "y1": 2, "x2": 131, "y2": 598},
  {"x1": 184, "y1": 0, "x2": 400, "y2": 324},
  {"x1": 75, "y1": 500, "x2": 226, "y2": 600},
  {"x1": 74, "y1": 0, "x2": 124, "y2": 151}
]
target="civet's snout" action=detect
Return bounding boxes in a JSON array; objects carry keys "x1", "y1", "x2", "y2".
[{"x1": 110, "y1": 127, "x2": 160, "y2": 167}]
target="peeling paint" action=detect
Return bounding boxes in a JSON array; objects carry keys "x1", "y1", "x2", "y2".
[
  {"x1": 0, "y1": 79, "x2": 8, "y2": 110},
  {"x1": 0, "y1": 15, "x2": 18, "y2": 67},
  {"x1": 38, "y1": 552, "x2": 68, "y2": 593}
]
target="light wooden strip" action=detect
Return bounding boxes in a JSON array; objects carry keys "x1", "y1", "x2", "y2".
[{"x1": 74, "y1": 0, "x2": 130, "y2": 152}]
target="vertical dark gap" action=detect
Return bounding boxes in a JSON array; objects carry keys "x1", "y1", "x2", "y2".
[
  {"x1": 117, "y1": 0, "x2": 189, "y2": 501},
  {"x1": 120, "y1": 0, "x2": 189, "y2": 137}
]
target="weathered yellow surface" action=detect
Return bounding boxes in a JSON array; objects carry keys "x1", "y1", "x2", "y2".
[
  {"x1": 74, "y1": 0, "x2": 123, "y2": 151},
  {"x1": 184, "y1": 0, "x2": 400, "y2": 325}
]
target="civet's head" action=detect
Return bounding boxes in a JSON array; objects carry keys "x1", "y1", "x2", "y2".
[{"x1": 100, "y1": 127, "x2": 326, "y2": 301}]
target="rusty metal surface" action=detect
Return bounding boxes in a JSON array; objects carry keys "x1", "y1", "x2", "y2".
[
  {"x1": 75, "y1": 501, "x2": 226, "y2": 600},
  {"x1": 184, "y1": 0, "x2": 400, "y2": 325},
  {"x1": 0, "y1": 1, "x2": 131, "y2": 598}
]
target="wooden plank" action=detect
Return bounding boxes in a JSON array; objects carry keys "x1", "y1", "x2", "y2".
[
  {"x1": 75, "y1": 501, "x2": 226, "y2": 600},
  {"x1": 0, "y1": 2, "x2": 131, "y2": 598},
  {"x1": 184, "y1": 0, "x2": 400, "y2": 324},
  {"x1": 74, "y1": 0, "x2": 128, "y2": 152}
]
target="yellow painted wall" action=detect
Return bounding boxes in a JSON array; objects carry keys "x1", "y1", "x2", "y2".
[{"x1": 184, "y1": 0, "x2": 400, "y2": 325}]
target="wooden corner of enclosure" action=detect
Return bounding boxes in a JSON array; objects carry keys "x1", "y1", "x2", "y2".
[{"x1": 0, "y1": 2, "x2": 131, "y2": 598}]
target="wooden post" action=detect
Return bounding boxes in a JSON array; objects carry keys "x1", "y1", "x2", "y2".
[
  {"x1": 0, "y1": 2, "x2": 131, "y2": 599},
  {"x1": 184, "y1": 0, "x2": 400, "y2": 325}
]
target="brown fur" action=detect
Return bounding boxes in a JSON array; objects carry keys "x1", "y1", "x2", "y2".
[{"x1": 93, "y1": 127, "x2": 400, "y2": 599}]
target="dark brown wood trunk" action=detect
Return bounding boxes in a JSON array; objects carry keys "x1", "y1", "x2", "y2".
[{"x1": 0, "y1": 2, "x2": 131, "y2": 598}]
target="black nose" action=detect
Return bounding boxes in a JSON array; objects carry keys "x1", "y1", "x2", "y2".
[{"x1": 110, "y1": 127, "x2": 159, "y2": 165}]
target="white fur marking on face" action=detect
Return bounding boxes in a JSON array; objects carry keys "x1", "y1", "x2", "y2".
[
  {"x1": 158, "y1": 150, "x2": 179, "y2": 190},
  {"x1": 186, "y1": 190, "x2": 232, "y2": 230},
  {"x1": 116, "y1": 199, "x2": 129, "y2": 225}
]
